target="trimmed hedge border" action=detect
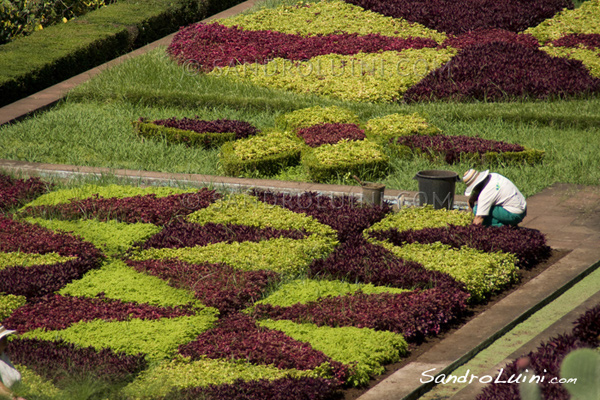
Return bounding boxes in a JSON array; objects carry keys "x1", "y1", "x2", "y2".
[
  {"x1": 0, "y1": 0, "x2": 247, "y2": 107},
  {"x1": 133, "y1": 120, "x2": 237, "y2": 149}
]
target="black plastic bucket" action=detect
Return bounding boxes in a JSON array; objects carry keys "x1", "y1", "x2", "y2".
[
  {"x1": 413, "y1": 170, "x2": 460, "y2": 210},
  {"x1": 362, "y1": 182, "x2": 386, "y2": 205}
]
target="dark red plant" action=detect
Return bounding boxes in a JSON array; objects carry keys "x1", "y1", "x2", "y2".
[
  {"x1": 404, "y1": 42, "x2": 600, "y2": 102},
  {"x1": 309, "y1": 236, "x2": 463, "y2": 290},
  {"x1": 18, "y1": 189, "x2": 220, "y2": 225},
  {"x1": 149, "y1": 118, "x2": 259, "y2": 139},
  {"x1": 0, "y1": 173, "x2": 51, "y2": 212},
  {"x1": 252, "y1": 288, "x2": 470, "y2": 342},
  {"x1": 296, "y1": 123, "x2": 366, "y2": 147},
  {"x1": 140, "y1": 222, "x2": 307, "y2": 249},
  {"x1": 250, "y1": 190, "x2": 392, "y2": 243},
  {"x1": 8, "y1": 338, "x2": 146, "y2": 387},
  {"x1": 344, "y1": 0, "x2": 573, "y2": 35},
  {"x1": 441, "y1": 29, "x2": 539, "y2": 49},
  {"x1": 550, "y1": 33, "x2": 600, "y2": 50},
  {"x1": 167, "y1": 23, "x2": 437, "y2": 71},
  {"x1": 126, "y1": 259, "x2": 279, "y2": 315},
  {"x1": 179, "y1": 313, "x2": 348, "y2": 382},
  {"x1": 368, "y1": 225, "x2": 551, "y2": 269},
  {"x1": 4, "y1": 294, "x2": 196, "y2": 333}
]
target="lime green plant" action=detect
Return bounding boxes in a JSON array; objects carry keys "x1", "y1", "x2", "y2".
[
  {"x1": 541, "y1": 45, "x2": 600, "y2": 77},
  {"x1": 365, "y1": 204, "x2": 473, "y2": 234},
  {"x1": 525, "y1": 0, "x2": 600, "y2": 43},
  {"x1": 366, "y1": 112, "x2": 440, "y2": 143},
  {"x1": 0, "y1": 294, "x2": 27, "y2": 321},
  {"x1": 0, "y1": 251, "x2": 75, "y2": 271},
  {"x1": 276, "y1": 105, "x2": 360, "y2": 131}
]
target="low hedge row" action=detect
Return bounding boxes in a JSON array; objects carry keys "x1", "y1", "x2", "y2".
[
  {"x1": 0, "y1": 0, "x2": 247, "y2": 107},
  {"x1": 365, "y1": 112, "x2": 440, "y2": 143}
]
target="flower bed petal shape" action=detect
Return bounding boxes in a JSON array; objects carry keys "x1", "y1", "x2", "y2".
[
  {"x1": 404, "y1": 42, "x2": 600, "y2": 102},
  {"x1": 127, "y1": 259, "x2": 279, "y2": 315},
  {"x1": 259, "y1": 319, "x2": 408, "y2": 387},
  {"x1": 345, "y1": 0, "x2": 573, "y2": 35},
  {"x1": 366, "y1": 112, "x2": 440, "y2": 143},
  {"x1": 276, "y1": 106, "x2": 360, "y2": 132},
  {"x1": 218, "y1": 0, "x2": 446, "y2": 41},
  {"x1": 297, "y1": 123, "x2": 366, "y2": 147},
  {"x1": 302, "y1": 139, "x2": 390, "y2": 182},
  {"x1": 366, "y1": 205, "x2": 473, "y2": 234}
]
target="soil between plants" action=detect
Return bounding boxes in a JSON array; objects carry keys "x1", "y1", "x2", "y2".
[{"x1": 342, "y1": 248, "x2": 570, "y2": 400}]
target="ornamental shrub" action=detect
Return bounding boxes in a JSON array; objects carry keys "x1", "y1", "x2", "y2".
[
  {"x1": 345, "y1": 0, "x2": 573, "y2": 35},
  {"x1": 309, "y1": 236, "x2": 463, "y2": 290},
  {"x1": 0, "y1": 294, "x2": 26, "y2": 321},
  {"x1": 165, "y1": 377, "x2": 341, "y2": 400},
  {"x1": 525, "y1": 0, "x2": 600, "y2": 43},
  {"x1": 141, "y1": 222, "x2": 306, "y2": 250},
  {"x1": 366, "y1": 205, "x2": 472, "y2": 234},
  {"x1": 26, "y1": 217, "x2": 161, "y2": 256},
  {"x1": 441, "y1": 29, "x2": 540, "y2": 49},
  {"x1": 8, "y1": 338, "x2": 146, "y2": 387},
  {"x1": 404, "y1": 42, "x2": 600, "y2": 102},
  {"x1": 19, "y1": 188, "x2": 220, "y2": 225},
  {"x1": 220, "y1": 132, "x2": 303, "y2": 176},
  {"x1": 179, "y1": 314, "x2": 348, "y2": 382},
  {"x1": 60, "y1": 259, "x2": 200, "y2": 308},
  {"x1": 127, "y1": 259, "x2": 279, "y2": 315},
  {"x1": 4, "y1": 293, "x2": 197, "y2": 333},
  {"x1": 251, "y1": 190, "x2": 392, "y2": 243},
  {"x1": 365, "y1": 112, "x2": 440, "y2": 143},
  {"x1": 219, "y1": 0, "x2": 446, "y2": 42},
  {"x1": 259, "y1": 319, "x2": 408, "y2": 387},
  {"x1": 302, "y1": 139, "x2": 390, "y2": 182},
  {"x1": 297, "y1": 123, "x2": 366, "y2": 147},
  {"x1": 168, "y1": 22, "x2": 438, "y2": 72},
  {"x1": 252, "y1": 288, "x2": 469, "y2": 342},
  {"x1": 134, "y1": 117, "x2": 258, "y2": 149},
  {"x1": 0, "y1": 173, "x2": 50, "y2": 212},
  {"x1": 382, "y1": 242, "x2": 518, "y2": 302},
  {"x1": 369, "y1": 225, "x2": 551, "y2": 269},
  {"x1": 254, "y1": 278, "x2": 407, "y2": 308},
  {"x1": 216, "y1": 48, "x2": 457, "y2": 102},
  {"x1": 276, "y1": 106, "x2": 360, "y2": 132}
]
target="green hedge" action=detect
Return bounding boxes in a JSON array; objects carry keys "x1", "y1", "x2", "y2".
[
  {"x1": 0, "y1": 294, "x2": 27, "y2": 321},
  {"x1": 365, "y1": 112, "x2": 440, "y2": 143},
  {"x1": 275, "y1": 106, "x2": 360, "y2": 132},
  {"x1": 133, "y1": 120, "x2": 237, "y2": 149},
  {"x1": 301, "y1": 139, "x2": 390, "y2": 182},
  {"x1": 0, "y1": 0, "x2": 247, "y2": 107}
]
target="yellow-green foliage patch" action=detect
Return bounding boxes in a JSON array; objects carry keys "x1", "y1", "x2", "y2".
[
  {"x1": 22, "y1": 312, "x2": 218, "y2": 361},
  {"x1": 254, "y1": 278, "x2": 408, "y2": 308},
  {"x1": 526, "y1": 0, "x2": 600, "y2": 43},
  {"x1": 13, "y1": 364, "x2": 61, "y2": 399},
  {"x1": 366, "y1": 112, "x2": 440, "y2": 142},
  {"x1": 541, "y1": 45, "x2": 600, "y2": 77},
  {"x1": 259, "y1": 319, "x2": 408, "y2": 386},
  {"x1": 276, "y1": 106, "x2": 360, "y2": 131},
  {"x1": 211, "y1": 48, "x2": 457, "y2": 103},
  {"x1": 382, "y1": 242, "x2": 518, "y2": 302},
  {"x1": 22, "y1": 183, "x2": 194, "y2": 208},
  {"x1": 0, "y1": 294, "x2": 27, "y2": 321},
  {"x1": 59, "y1": 259, "x2": 200, "y2": 308},
  {"x1": 122, "y1": 356, "x2": 315, "y2": 399},
  {"x1": 0, "y1": 251, "x2": 76, "y2": 271},
  {"x1": 219, "y1": 0, "x2": 446, "y2": 42},
  {"x1": 366, "y1": 205, "x2": 473, "y2": 235},
  {"x1": 25, "y1": 217, "x2": 161, "y2": 256}
]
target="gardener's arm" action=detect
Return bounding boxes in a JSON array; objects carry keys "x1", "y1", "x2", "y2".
[
  {"x1": 0, "y1": 381, "x2": 25, "y2": 400},
  {"x1": 472, "y1": 216, "x2": 485, "y2": 225}
]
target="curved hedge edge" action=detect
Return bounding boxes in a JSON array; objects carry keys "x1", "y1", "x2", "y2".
[
  {"x1": 301, "y1": 146, "x2": 390, "y2": 183},
  {"x1": 133, "y1": 120, "x2": 236, "y2": 149},
  {"x1": 390, "y1": 143, "x2": 545, "y2": 166},
  {"x1": 220, "y1": 141, "x2": 302, "y2": 176},
  {"x1": 0, "y1": 0, "x2": 248, "y2": 108}
]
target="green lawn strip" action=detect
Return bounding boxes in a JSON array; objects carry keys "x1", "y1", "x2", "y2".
[
  {"x1": 59, "y1": 259, "x2": 200, "y2": 308},
  {"x1": 128, "y1": 235, "x2": 337, "y2": 275},
  {"x1": 0, "y1": 251, "x2": 76, "y2": 270},
  {"x1": 259, "y1": 319, "x2": 408, "y2": 387},
  {"x1": 419, "y1": 264, "x2": 600, "y2": 400},
  {"x1": 381, "y1": 242, "x2": 518, "y2": 303},
  {"x1": 0, "y1": 294, "x2": 27, "y2": 321},
  {"x1": 24, "y1": 218, "x2": 161, "y2": 256},
  {"x1": 121, "y1": 356, "x2": 317, "y2": 399},
  {"x1": 22, "y1": 183, "x2": 196, "y2": 208},
  {"x1": 218, "y1": 0, "x2": 446, "y2": 42},
  {"x1": 365, "y1": 205, "x2": 473, "y2": 235},
  {"x1": 21, "y1": 311, "x2": 218, "y2": 361},
  {"x1": 253, "y1": 278, "x2": 408, "y2": 308},
  {"x1": 0, "y1": 0, "x2": 216, "y2": 106}
]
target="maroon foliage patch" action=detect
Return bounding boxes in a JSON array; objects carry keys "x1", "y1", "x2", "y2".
[
  {"x1": 296, "y1": 123, "x2": 367, "y2": 147},
  {"x1": 0, "y1": 173, "x2": 51, "y2": 212},
  {"x1": 150, "y1": 118, "x2": 259, "y2": 139},
  {"x1": 550, "y1": 33, "x2": 600, "y2": 50}
]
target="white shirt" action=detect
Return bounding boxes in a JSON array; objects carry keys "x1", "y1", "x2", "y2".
[
  {"x1": 0, "y1": 353, "x2": 21, "y2": 388},
  {"x1": 476, "y1": 173, "x2": 527, "y2": 216}
]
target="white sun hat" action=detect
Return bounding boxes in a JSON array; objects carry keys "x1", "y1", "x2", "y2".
[
  {"x1": 463, "y1": 169, "x2": 490, "y2": 196},
  {"x1": 0, "y1": 325, "x2": 16, "y2": 341}
]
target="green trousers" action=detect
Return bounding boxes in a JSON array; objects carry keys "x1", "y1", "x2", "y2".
[{"x1": 473, "y1": 205, "x2": 526, "y2": 227}]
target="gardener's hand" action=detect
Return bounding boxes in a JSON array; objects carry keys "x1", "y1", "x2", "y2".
[{"x1": 473, "y1": 216, "x2": 484, "y2": 225}]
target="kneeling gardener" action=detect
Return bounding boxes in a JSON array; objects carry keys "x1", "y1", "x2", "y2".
[{"x1": 463, "y1": 169, "x2": 527, "y2": 227}]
